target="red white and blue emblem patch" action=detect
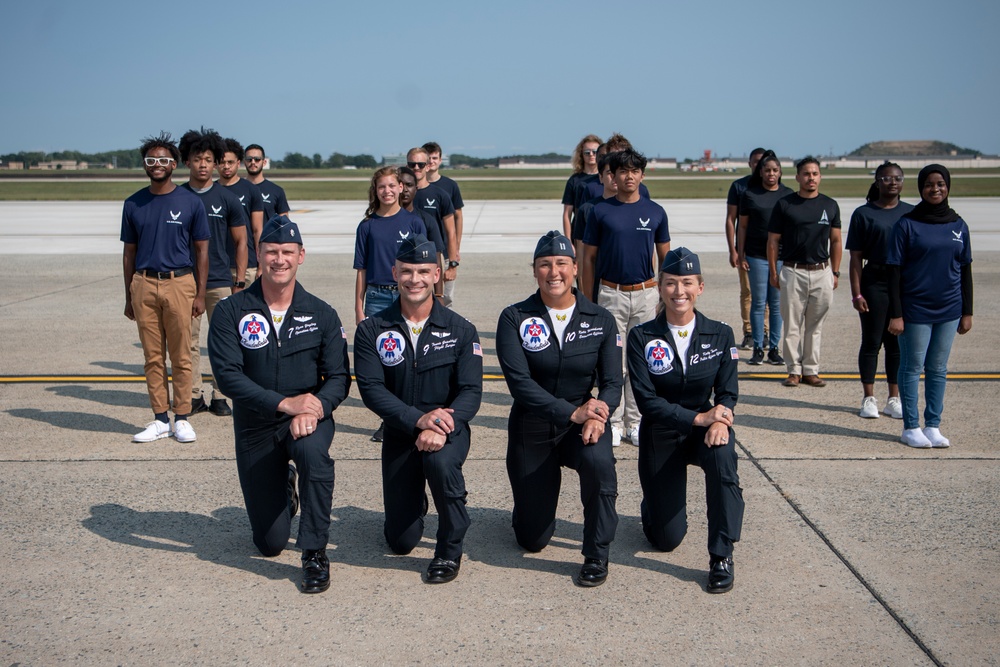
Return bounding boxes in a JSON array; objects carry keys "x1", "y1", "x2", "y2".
[
  {"x1": 520, "y1": 317, "x2": 551, "y2": 352},
  {"x1": 238, "y1": 314, "x2": 270, "y2": 349},
  {"x1": 376, "y1": 331, "x2": 406, "y2": 367},
  {"x1": 644, "y1": 338, "x2": 673, "y2": 375}
]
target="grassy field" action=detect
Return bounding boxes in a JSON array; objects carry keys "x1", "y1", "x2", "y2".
[{"x1": 2, "y1": 170, "x2": 999, "y2": 200}]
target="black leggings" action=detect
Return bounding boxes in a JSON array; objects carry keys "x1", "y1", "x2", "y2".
[{"x1": 857, "y1": 265, "x2": 899, "y2": 386}]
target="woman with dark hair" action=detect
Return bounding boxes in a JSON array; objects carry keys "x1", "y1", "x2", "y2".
[
  {"x1": 496, "y1": 231, "x2": 622, "y2": 587},
  {"x1": 737, "y1": 150, "x2": 792, "y2": 365},
  {"x1": 846, "y1": 162, "x2": 912, "y2": 419},
  {"x1": 627, "y1": 248, "x2": 744, "y2": 594},
  {"x1": 887, "y1": 165, "x2": 973, "y2": 448},
  {"x1": 561, "y1": 134, "x2": 603, "y2": 239}
]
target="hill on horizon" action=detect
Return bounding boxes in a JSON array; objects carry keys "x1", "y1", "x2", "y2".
[{"x1": 849, "y1": 140, "x2": 982, "y2": 157}]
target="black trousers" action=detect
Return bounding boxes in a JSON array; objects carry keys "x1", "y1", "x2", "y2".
[
  {"x1": 858, "y1": 265, "x2": 900, "y2": 385},
  {"x1": 381, "y1": 426, "x2": 471, "y2": 561},
  {"x1": 638, "y1": 422, "x2": 744, "y2": 559},
  {"x1": 506, "y1": 411, "x2": 619, "y2": 561},
  {"x1": 234, "y1": 417, "x2": 336, "y2": 556}
]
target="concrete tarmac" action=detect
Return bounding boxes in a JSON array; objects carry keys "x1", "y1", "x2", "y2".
[{"x1": 1, "y1": 202, "x2": 999, "y2": 665}]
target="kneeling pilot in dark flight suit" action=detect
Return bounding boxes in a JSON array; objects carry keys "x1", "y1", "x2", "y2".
[
  {"x1": 209, "y1": 216, "x2": 351, "y2": 594},
  {"x1": 354, "y1": 234, "x2": 483, "y2": 584},
  {"x1": 627, "y1": 248, "x2": 745, "y2": 593}
]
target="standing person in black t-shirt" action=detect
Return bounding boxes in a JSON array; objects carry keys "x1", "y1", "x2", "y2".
[
  {"x1": 767, "y1": 157, "x2": 842, "y2": 388},
  {"x1": 398, "y1": 166, "x2": 445, "y2": 299},
  {"x1": 561, "y1": 134, "x2": 603, "y2": 239},
  {"x1": 423, "y1": 142, "x2": 465, "y2": 308},
  {"x1": 738, "y1": 150, "x2": 792, "y2": 366},
  {"x1": 725, "y1": 148, "x2": 765, "y2": 349},
  {"x1": 218, "y1": 138, "x2": 264, "y2": 285},
  {"x1": 243, "y1": 143, "x2": 292, "y2": 222},
  {"x1": 847, "y1": 162, "x2": 913, "y2": 420},
  {"x1": 408, "y1": 147, "x2": 457, "y2": 303},
  {"x1": 179, "y1": 128, "x2": 248, "y2": 416}
]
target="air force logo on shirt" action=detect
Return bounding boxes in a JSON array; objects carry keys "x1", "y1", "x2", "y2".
[
  {"x1": 819, "y1": 210, "x2": 830, "y2": 225},
  {"x1": 167, "y1": 210, "x2": 183, "y2": 224},
  {"x1": 239, "y1": 314, "x2": 270, "y2": 349},
  {"x1": 645, "y1": 338, "x2": 674, "y2": 375},
  {"x1": 376, "y1": 331, "x2": 406, "y2": 366},
  {"x1": 520, "y1": 317, "x2": 551, "y2": 352}
]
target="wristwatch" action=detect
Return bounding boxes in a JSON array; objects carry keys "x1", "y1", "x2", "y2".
[
  {"x1": 831, "y1": 271, "x2": 840, "y2": 278},
  {"x1": 448, "y1": 260, "x2": 460, "y2": 268},
  {"x1": 234, "y1": 281, "x2": 247, "y2": 288}
]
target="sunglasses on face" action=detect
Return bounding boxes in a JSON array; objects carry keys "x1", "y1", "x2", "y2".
[
  {"x1": 245, "y1": 156, "x2": 265, "y2": 163},
  {"x1": 407, "y1": 161, "x2": 427, "y2": 169}
]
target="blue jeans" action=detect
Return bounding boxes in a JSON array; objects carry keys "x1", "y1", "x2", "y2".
[
  {"x1": 897, "y1": 319, "x2": 959, "y2": 430},
  {"x1": 364, "y1": 285, "x2": 398, "y2": 317},
  {"x1": 746, "y1": 256, "x2": 782, "y2": 350}
]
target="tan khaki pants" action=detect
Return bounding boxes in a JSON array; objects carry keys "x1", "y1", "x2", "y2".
[
  {"x1": 779, "y1": 265, "x2": 834, "y2": 376},
  {"x1": 598, "y1": 284, "x2": 659, "y2": 431}
]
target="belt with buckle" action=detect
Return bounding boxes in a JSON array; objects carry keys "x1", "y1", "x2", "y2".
[
  {"x1": 140, "y1": 267, "x2": 193, "y2": 280},
  {"x1": 371, "y1": 284, "x2": 398, "y2": 291},
  {"x1": 787, "y1": 261, "x2": 828, "y2": 271},
  {"x1": 600, "y1": 278, "x2": 657, "y2": 292}
]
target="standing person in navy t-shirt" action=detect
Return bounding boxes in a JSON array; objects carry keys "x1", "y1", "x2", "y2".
[
  {"x1": 217, "y1": 138, "x2": 264, "y2": 285},
  {"x1": 408, "y1": 147, "x2": 458, "y2": 304},
  {"x1": 887, "y1": 164, "x2": 973, "y2": 449},
  {"x1": 725, "y1": 147, "x2": 765, "y2": 349},
  {"x1": 243, "y1": 143, "x2": 291, "y2": 222},
  {"x1": 121, "y1": 132, "x2": 210, "y2": 444},
  {"x1": 424, "y1": 142, "x2": 466, "y2": 308},
  {"x1": 846, "y1": 161, "x2": 913, "y2": 420},
  {"x1": 581, "y1": 149, "x2": 670, "y2": 446},
  {"x1": 561, "y1": 134, "x2": 602, "y2": 239},
  {"x1": 399, "y1": 166, "x2": 445, "y2": 300},
  {"x1": 766, "y1": 157, "x2": 842, "y2": 388},
  {"x1": 179, "y1": 128, "x2": 248, "y2": 418},
  {"x1": 354, "y1": 166, "x2": 427, "y2": 325}
]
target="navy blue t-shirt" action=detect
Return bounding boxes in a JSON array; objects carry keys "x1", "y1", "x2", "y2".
[
  {"x1": 577, "y1": 178, "x2": 649, "y2": 209},
  {"x1": 416, "y1": 184, "x2": 455, "y2": 254},
  {"x1": 409, "y1": 205, "x2": 446, "y2": 254},
  {"x1": 573, "y1": 195, "x2": 608, "y2": 242},
  {"x1": 181, "y1": 183, "x2": 248, "y2": 289},
  {"x1": 726, "y1": 175, "x2": 751, "y2": 208},
  {"x1": 583, "y1": 197, "x2": 670, "y2": 284},
  {"x1": 121, "y1": 186, "x2": 210, "y2": 273},
  {"x1": 845, "y1": 201, "x2": 914, "y2": 265},
  {"x1": 430, "y1": 175, "x2": 464, "y2": 209},
  {"x1": 886, "y1": 215, "x2": 972, "y2": 323},
  {"x1": 562, "y1": 172, "x2": 592, "y2": 206},
  {"x1": 768, "y1": 193, "x2": 841, "y2": 265},
  {"x1": 353, "y1": 209, "x2": 428, "y2": 286},
  {"x1": 221, "y1": 177, "x2": 264, "y2": 269},
  {"x1": 255, "y1": 178, "x2": 291, "y2": 221},
  {"x1": 739, "y1": 184, "x2": 794, "y2": 258}
]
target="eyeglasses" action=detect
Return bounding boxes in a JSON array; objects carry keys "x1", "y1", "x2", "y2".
[
  {"x1": 245, "y1": 156, "x2": 264, "y2": 163},
  {"x1": 879, "y1": 176, "x2": 904, "y2": 184},
  {"x1": 220, "y1": 160, "x2": 240, "y2": 167},
  {"x1": 407, "y1": 161, "x2": 427, "y2": 169},
  {"x1": 582, "y1": 149, "x2": 598, "y2": 156},
  {"x1": 144, "y1": 157, "x2": 176, "y2": 167}
]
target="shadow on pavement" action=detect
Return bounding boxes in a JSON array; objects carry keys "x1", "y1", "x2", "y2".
[
  {"x1": 8, "y1": 408, "x2": 136, "y2": 435},
  {"x1": 46, "y1": 384, "x2": 149, "y2": 409}
]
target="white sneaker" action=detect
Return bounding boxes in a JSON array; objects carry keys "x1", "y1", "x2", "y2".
[
  {"x1": 133, "y1": 420, "x2": 171, "y2": 443},
  {"x1": 859, "y1": 396, "x2": 879, "y2": 419},
  {"x1": 611, "y1": 426, "x2": 622, "y2": 447},
  {"x1": 884, "y1": 396, "x2": 903, "y2": 419},
  {"x1": 173, "y1": 419, "x2": 197, "y2": 443},
  {"x1": 900, "y1": 428, "x2": 932, "y2": 448},
  {"x1": 625, "y1": 426, "x2": 640, "y2": 445},
  {"x1": 923, "y1": 427, "x2": 951, "y2": 448}
]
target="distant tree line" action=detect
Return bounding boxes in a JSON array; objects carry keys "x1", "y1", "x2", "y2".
[
  {"x1": 1, "y1": 149, "x2": 143, "y2": 168},
  {"x1": 272, "y1": 152, "x2": 379, "y2": 169}
]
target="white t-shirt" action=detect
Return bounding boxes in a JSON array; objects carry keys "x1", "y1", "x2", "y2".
[
  {"x1": 668, "y1": 320, "x2": 695, "y2": 372},
  {"x1": 271, "y1": 308, "x2": 288, "y2": 337},
  {"x1": 546, "y1": 305, "x2": 576, "y2": 348},
  {"x1": 404, "y1": 317, "x2": 428, "y2": 348}
]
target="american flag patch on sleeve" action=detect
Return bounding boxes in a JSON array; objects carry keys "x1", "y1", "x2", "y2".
[
  {"x1": 730, "y1": 347, "x2": 739, "y2": 359},
  {"x1": 473, "y1": 343, "x2": 483, "y2": 357},
  {"x1": 616, "y1": 334, "x2": 623, "y2": 347},
  {"x1": 341, "y1": 327, "x2": 348, "y2": 339}
]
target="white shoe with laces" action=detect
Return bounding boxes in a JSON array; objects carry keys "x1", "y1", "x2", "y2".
[
  {"x1": 900, "y1": 428, "x2": 932, "y2": 448},
  {"x1": 859, "y1": 396, "x2": 879, "y2": 419},
  {"x1": 923, "y1": 427, "x2": 951, "y2": 448},
  {"x1": 133, "y1": 420, "x2": 171, "y2": 443},
  {"x1": 884, "y1": 396, "x2": 903, "y2": 419},
  {"x1": 173, "y1": 419, "x2": 197, "y2": 443},
  {"x1": 611, "y1": 426, "x2": 622, "y2": 447}
]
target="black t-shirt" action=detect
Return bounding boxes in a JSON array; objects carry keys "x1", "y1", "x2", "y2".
[
  {"x1": 768, "y1": 193, "x2": 841, "y2": 264},
  {"x1": 430, "y1": 175, "x2": 464, "y2": 209},
  {"x1": 255, "y1": 178, "x2": 291, "y2": 221},
  {"x1": 181, "y1": 183, "x2": 248, "y2": 288},
  {"x1": 416, "y1": 184, "x2": 455, "y2": 255},
  {"x1": 562, "y1": 172, "x2": 591, "y2": 206},
  {"x1": 726, "y1": 175, "x2": 751, "y2": 207},
  {"x1": 222, "y1": 177, "x2": 264, "y2": 269},
  {"x1": 739, "y1": 184, "x2": 794, "y2": 258},
  {"x1": 845, "y1": 201, "x2": 914, "y2": 265}
]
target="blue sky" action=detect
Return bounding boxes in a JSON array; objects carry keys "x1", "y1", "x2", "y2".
[{"x1": 3, "y1": 0, "x2": 998, "y2": 160}]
